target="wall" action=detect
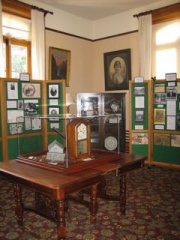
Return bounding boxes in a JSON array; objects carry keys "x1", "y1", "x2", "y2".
[
  {"x1": 20, "y1": 0, "x2": 179, "y2": 129},
  {"x1": 46, "y1": 30, "x2": 138, "y2": 128},
  {"x1": 20, "y1": 0, "x2": 179, "y2": 39}
]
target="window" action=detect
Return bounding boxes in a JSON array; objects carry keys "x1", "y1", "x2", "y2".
[
  {"x1": 2, "y1": 1, "x2": 31, "y2": 78},
  {"x1": 152, "y1": 3, "x2": 180, "y2": 80},
  {"x1": 3, "y1": 37, "x2": 31, "y2": 78},
  {"x1": 152, "y1": 19, "x2": 180, "y2": 79}
]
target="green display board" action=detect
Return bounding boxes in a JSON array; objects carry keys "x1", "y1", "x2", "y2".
[
  {"x1": 131, "y1": 82, "x2": 149, "y2": 157},
  {"x1": 15, "y1": 135, "x2": 44, "y2": 158},
  {"x1": 0, "y1": 78, "x2": 65, "y2": 161},
  {"x1": 153, "y1": 81, "x2": 180, "y2": 164},
  {"x1": 46, "y1": 82, "x2": 65, "y2": 145}
]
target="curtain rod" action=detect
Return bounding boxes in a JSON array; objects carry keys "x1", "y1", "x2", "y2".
[
  {"x1": 133, "y1": 3, "x2": 180, "y2": 18},
  {"x1": 16, "y1": 0, "x2": 53, "y2": 16},
  {"x1": 133, "y1": 10, "x2": 152, "y2": 18}
]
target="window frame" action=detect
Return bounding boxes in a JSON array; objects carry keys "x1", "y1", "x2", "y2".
[
  {"x1": 2, "y1": 0, "x2": 31, "y2": 79},
  {"x1": 3, "y1": 36, "x2": 31, "y2": 78}
]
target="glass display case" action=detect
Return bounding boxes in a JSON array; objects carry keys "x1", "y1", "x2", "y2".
[
  {"x1": 77, "y1": 93, "x2": 126, "y2": 152},
  {"x1": 16, "y1": 112, "x2": 124, "y2": 174}
]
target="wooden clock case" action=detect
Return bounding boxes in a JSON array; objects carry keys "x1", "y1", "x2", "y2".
[{"x1": 67, "y1": 118, "x2": 94, "y2": 162}]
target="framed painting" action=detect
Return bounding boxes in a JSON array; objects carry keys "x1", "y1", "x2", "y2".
[
  {"x1": 104, "y1": 49, "x2": 131, "y2": 91},
  {"x1": 49, "y1": 47, "x2": 71, "y2": 87}
]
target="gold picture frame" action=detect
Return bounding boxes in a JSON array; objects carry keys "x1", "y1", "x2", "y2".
[{"x1": 49, "y1": 47, "x2": 71, "y2": 87}]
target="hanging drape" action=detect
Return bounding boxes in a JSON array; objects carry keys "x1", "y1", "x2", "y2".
[
  {"x1": 138, "y1": 14, "x2": 152, "y2": 80},
  {"x1": 31, "y1": 9, "x2": 45, "y2": 80},
  {"x1": 0, "y1": 0, "x2": 4, "y2": 77}
]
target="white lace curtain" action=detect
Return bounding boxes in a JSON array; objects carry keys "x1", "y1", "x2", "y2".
[
  {"x1": 31, "y1": 9, "x2": 45, "y2": 80},
  {"x1": 138, "y1": 14, "x2": 152, "y2": 80}
]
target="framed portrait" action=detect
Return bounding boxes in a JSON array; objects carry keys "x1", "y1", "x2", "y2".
[
  {"x1": 135, "y1": 110, "x2": 144, "y2": 122},
  {"x1": 49, "y1": 47, "x2": 71, "y2": 87},
  {"x1": 104, "y1": 49, "x2": 131, "y2": 91},
  {"x1": 48, "y1": 107, "x2": 60, "y2": 122},
  {"x1": 22, "y1": 83, "x2": 41, "y2": 98},
  {"x1": 48, "y1": 84, "x2": 59, "y2": 99}
]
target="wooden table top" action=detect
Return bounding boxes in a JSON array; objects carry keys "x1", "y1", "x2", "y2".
[
  {"x1": 0, "y1": 160, "x2": 102, "y2": 193},
  {"x1": 0, "y1": 152, "x2": 146, "y2": 196}
]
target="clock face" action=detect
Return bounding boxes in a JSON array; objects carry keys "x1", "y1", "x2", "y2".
[
  {"x1": 77, "y1": 123, "x2": 87, "y2": 140},
  {"x1": 104, "y1": 136, "x2": 118, "y2": 151}
]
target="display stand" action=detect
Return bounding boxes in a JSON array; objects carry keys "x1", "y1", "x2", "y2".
[
  {"x1": 129, "y1": 79, "x2": 180, "y2": 169},
  {"x1": 129, "y1": 80, "x2": 152, "y2": 163},
  {"x1": 0, "y1": 78, "x2": 65, "y2": 162}
]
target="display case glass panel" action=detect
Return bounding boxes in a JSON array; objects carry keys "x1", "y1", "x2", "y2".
[
  {"x1": 77, "y1": 93, "x2": 126, "y2": 152},
  {"x1": 16, "y1": 112, "x2": 124, "y2": 173}
]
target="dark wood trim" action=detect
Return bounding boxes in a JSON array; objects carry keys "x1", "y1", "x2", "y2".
[
  {"x1": 46, "y1": 27, "x2": 138, "y2": 42},
  {"x1": 94, "y1": 30, "x2": 137, "y2": 42},
  {"x1": 152, "y1": 3, "x2": 180, "y2": 24},
  {"x1": 2, "y1": 0, "x2": 31, "y2": 19},
  {"x1": 133, "y1": 3, "x2": 180, "y2": 24},
  {"x1": 2, "y1": 0, "x2": 53, "y2": 19}
]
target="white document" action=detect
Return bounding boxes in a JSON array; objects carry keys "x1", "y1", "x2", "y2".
[
  {"x1": 135, "y1": 96, "x2": 144, "y2": 108},
  {"x1": 7, "y1": 110, "x2": 24, "y2": 123},
  {"x1": 167, "y1": 116, "x2": 176, "y2": 130},
  {"x1": 7, "y1": 101, "x2": 17, "y2": 109},
  {"x1": 167, "y1": 101, "x2": 176, "y2": 116}
]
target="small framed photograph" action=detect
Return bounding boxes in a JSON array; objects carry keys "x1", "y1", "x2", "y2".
[
  {"x1": 18, "y1": 100, "x2": 24, "y2": 109},
  {"x1": 135, "y1": 110, "x2": 144, "y2": 122},
  {"x1": 48, "y1": 84, "x2": 59, "y2": 99},
  {"x1": 165, "y1": 73, "x2": 177, "y2": 81},
  {"x1": 154, "y1": 93, "x2": 166, "y2": 104},
  {"x1": 48, "y1": 107, "x2": 60, "y2": 122},
  {"x1": 19, "y1": 73, "x2": 30, "y2": 82},
  {"x1": 134, "y1": 86, "x2": 145, "y2": 95},
  {"x1": 22, "y1": 83, "x2": 41, "y2": 98},
  {"x1": 166, "y1": 86, "x2": 177, "y2": 100},
  {"x1": 154, "y1": 108, "x2": 165, "y2": 124}
]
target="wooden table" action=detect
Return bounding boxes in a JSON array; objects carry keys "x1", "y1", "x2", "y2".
[
  {"x1": 0, "y1": 160, "x2": 102, "y2": 240},
  {"x1": 0, "y1": 151, "x2": 146, "y2": 239},
  {"x1": 92, "y1": 152, "x2": 146, "y2": 215}
]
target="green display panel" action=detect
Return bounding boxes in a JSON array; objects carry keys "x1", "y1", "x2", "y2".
[
  {"x1": 153, "y1": 81, "x2": 180, "y2": 165},
  {"x1": 131, "y1": 82, "x2": 148, "y2": 130},
  {"x1": 153, "y1": 81, "x2": 180, "y2": 130},
  {"x1": 132, "y1": 144, "x2": 148, "y2": 157},
  {"x1": 153, "y1": 145, "x2": 180, "y2": 164},
  {"x1": 6, "y1": 81, "x2": 43, "y2": 135},
  {"x1": 48, "y1": 134, "x2": 65, "y2": 146},
  {"x1": 46, "y1": 82, "x2": 65, "y2": 134},
  {"x1": 8, "y1": 135, "x2": 44, "y2": 160}
]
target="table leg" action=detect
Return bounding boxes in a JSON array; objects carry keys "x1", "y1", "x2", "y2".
[
  {"x1": 13, "y1": 183, "x2": 23, "y2": 227},
  {"x1": 89, "y1": 184, "x2": 98, "y2": 223},
  {"x1": 56, "y1": 199, "x2": 66, "y2": 240},
  {"x1": 119, "y1": 174, "x2": 126, "y2": 215}
]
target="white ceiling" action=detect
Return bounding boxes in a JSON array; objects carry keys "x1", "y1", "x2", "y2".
[{"x1": 36, "y1": 0, "x2": 160, "y2": 20}]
